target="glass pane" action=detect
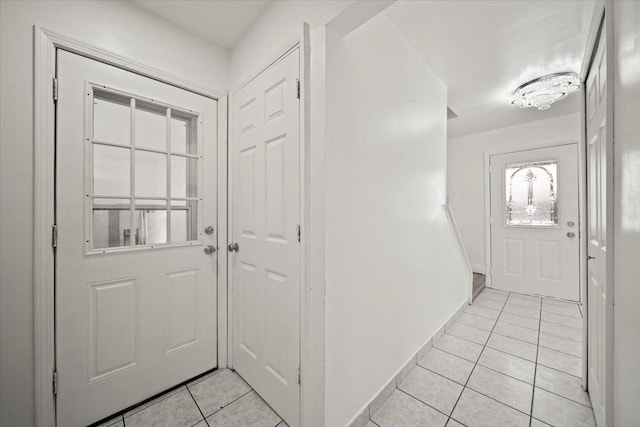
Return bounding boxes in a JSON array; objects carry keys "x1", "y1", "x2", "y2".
[
  {"x1": 170, "y1": 200, "x2": 197, "y2": 242},
  {"x1": 171, "y1": 156, "x2": 197, "y2": 198},
  {"x1": 135, "y1": 199, "x2": 167, "y2": 245},
  {"x1": 135, "y1": 105, "x2": 167, "y2": 151},
  {"x1": 93, "y1": 144, "x2": 130, "y2": 196},
  {"x1": 505, "y1": 160, "x2": 558, "y2": 226},
  {"x1": 92, "y1": 198, "x2": 131, "y2": 249},
  {"x1": 93, "y1": 95, "x2": 130, "y2": 145},
  {"x1": 171, "y1": 115, "x2": 191, "y2": 154},
  {"x1": 135, "y1": 150, "x2": 166, "y2": 198}
]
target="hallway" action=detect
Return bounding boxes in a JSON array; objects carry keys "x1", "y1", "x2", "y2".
[
  {"x1": 93, "y1": 288, "x2": 594, "y2": 427},
  {"x1": 367, "y1": 288, "x2": 594, "y2": 427}
]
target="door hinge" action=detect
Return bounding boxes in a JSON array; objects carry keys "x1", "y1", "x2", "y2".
[
  {"x1": 52, "y1": 77, "x2": 58, "y2": 102},
  {"x1": 296, "y1": 79, "x2": 300, "y2": 100},
  {"x1": 297, "y1": 224, "x2": 301, "y2": 242},
  {"x1": 52, "y1": 224, "x2": 58, "y2": 248},
  {"x1": 296, "y1": 365, "x2": 301, "y2": 384},
  {"x1": 52, "y1": 371, "x2": 58, "y2": 395}
]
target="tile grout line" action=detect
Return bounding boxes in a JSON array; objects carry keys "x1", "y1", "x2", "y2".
[
  {"x1": 430, "y1": 320, "x2": 584, "y2": 380},
  {"x1": 368, "y1": 302, "x2": 472, "y2": 424},
  {"x1": 185, "y1": 383, "x2": 209, "y2": 426},
  {"x1": 528, "y1": 295, "x2": 544, "y2": 427},
  {"x1": 395, "y1": 388, "x2": 453, "y2": 421},
  {"x1": 195, "y1": 387, "x2": 255, "y2": 421},
  {"x1": 448, "y1": 290, "x2": 511, "y2": 422},
  {"x1": 410, "y1": 360, "x2": 543, "y2": 420}
]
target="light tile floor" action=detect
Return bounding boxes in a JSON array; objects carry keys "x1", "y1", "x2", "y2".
[
  {"x1": 94, "y1": 288, "x2": 593, "y2": 427},
  {"x1": 369, "y1": 288, "x2": 596, "y2": 427},
  {"x1": 94, "y1": 369, "x2": 288, "y2": 427}
]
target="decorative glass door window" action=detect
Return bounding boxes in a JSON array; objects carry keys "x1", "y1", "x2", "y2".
[
  {"x1": 505, "y1": 160, "x2": 558, "y2": 226},
  {"x1": 89, "y1": 87, "x2": 201, "y2": 251}
]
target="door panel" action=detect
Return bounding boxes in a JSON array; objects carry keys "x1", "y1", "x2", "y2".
[
  {"x1": 586, "y1": 24, "x2": 608, "y2": 427},
  {"x1": 56, "y1": 51, "x2": 218, "y2": 427},
  {"x1": 231, "y1": 48, "x2": 301, "y2": 426},
  {"x1": 490, "y1": 144, "x2": 580, "y2": 300}
]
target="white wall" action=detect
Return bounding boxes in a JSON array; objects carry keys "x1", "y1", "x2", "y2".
[
  {"x1": 0, "y1": 2, "x2": 228, "y2": 425},
  {"x1": 324, "y1": 13, "x2": 468, "y2": 426},
  {"x1": 447, "y1": 113, "x2": 581, "y2": 273},
  {"x1": 229, "y1": 0, "x2": 353, "y2": 88},
  {"x1": 612, "y1": 0, "x2": 640, "y2": 424}
]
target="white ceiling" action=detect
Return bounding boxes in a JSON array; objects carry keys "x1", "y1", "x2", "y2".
[
  {"x1": 131, "y1": 0, "x2": 595, "y2": 137},
  {"x1": 386, "y1": 0, "x2": 596, "y2": 137},
  {"x1": 131, "y1": 0, "x2": 272, "y2": 48}
]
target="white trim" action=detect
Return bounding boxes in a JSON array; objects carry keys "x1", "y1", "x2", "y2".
[
  {"x1": 33, "y1": 26, "x2": 227, "y2": 427},
  {"x1": 471, "y1": 264, "x2": 486, "y2": 275},
  {"x1": 39, "y1": 28, "x2": 224, "y2": 99},
  {"x1": 484, "y1": 154, "x2": 493, "y2": 287},
  {"x1": 230, "y1": 42, "x2": 301, "y2": 94},
  {"x1": 445, "y1": 204, "x2": 473, "y2": 303},
  {"x1": 226, "y1": 90, "x2": 235, "y2": 370},
  {"x1": 217, "y1": 95, "x2": 229, "y2": 369},
  {"x1": 603, "y1": 5, "x2": 615, "y2": 425},
  {"x1": 579, "y1": 61, "x2": 590, "y2": 390},
  {"x1": 34, "y1": 25, "x2": 57, "y2": 427},
  {"x1": 580, "y1": 1, "x2": 606, "y2": 81}
]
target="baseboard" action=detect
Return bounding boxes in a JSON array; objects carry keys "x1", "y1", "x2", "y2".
[
  {"x1": 471, "y1": 264, "x2": 486, "y2": 274},
  {"x1": 347, "y1": 300, "x2": 469, "y2": 427}
]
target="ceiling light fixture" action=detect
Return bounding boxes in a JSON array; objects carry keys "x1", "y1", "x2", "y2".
[{"x1": 511, "y1": 72, "x2": 580, "y2": 111}]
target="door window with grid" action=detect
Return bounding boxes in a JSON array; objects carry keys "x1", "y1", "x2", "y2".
[{"x1": 89, "y1": 87, "x2": 201, "y2": 251}]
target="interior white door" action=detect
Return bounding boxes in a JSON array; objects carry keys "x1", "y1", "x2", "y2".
[
  {"x1": 230, "y1": 49, "x2": 301, "y2": 426},
  {"x1": 490, "y1": 144, "x2": 580, "y2": 300},
  {"x1": 586, "y1": 23, "x2": 608, "y2": 427},
  {"x1": 56, "y1": 50, "x2": 218, "y2": 427}
]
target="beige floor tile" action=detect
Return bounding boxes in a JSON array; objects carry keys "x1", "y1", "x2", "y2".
[
  {"x1": 477, "y1": 347, "x2": 536, "y2": 384},
  {"x1": 399, "y1": 367, "x2": 463, "y2": 415},
  {"x1": 419, "y1": 347, "x2": 475, "y2": 385},
  {"x1": 466, "y1": 366, "x2": 533, "y2": 414},
  {"x1": 451, "y1": 388, "x2": 529, "y2": 427},
  {"x1": 532, "y1": 388, "x2": 596, "y2": 427},
  {"x1": 206, "y1": 391, "x2": 281, "y2": 427},
  {"x1": 372, "y1": 390, "x2": 448, "y2": 427}
]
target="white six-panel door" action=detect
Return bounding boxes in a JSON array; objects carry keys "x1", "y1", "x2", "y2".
[
  {"x1": 56, "y1": 51, "x2": 218, "y2": 427},
  {"x1": 230, "y1": 49, "x2": 301, "y2": 426},
  {"x1": 490, "y1": 145, "x2": 580, "y2": 300},
  {"x1": 586, "y1": 23, "x2": 608, "y2": 427}
]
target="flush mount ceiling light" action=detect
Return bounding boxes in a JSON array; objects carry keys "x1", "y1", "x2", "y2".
[{"x1": 511, "y1": 72, "x2": 580, "y2": 111}]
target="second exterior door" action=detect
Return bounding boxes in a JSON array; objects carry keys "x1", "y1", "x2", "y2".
[{"x1": 490, "y1": 144, "x2": 580, "y2": 300}]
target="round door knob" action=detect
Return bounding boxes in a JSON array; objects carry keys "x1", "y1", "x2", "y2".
[
  {"x1": 567, "y1": 232, "x2": 576, "y2": 238},
  {"x1": 228, "y1": 243, "x2": 239, "y2": 252},
  {"x1": 204, "y1": 245, "x2": 216, "y2": 254}
]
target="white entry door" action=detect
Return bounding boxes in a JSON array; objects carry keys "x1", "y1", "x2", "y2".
[
  {"x1": 490, "y1": 144, "x2": 580, "y2": 300},
  {"x1": 586, "y1": 23, "x2": 608, "y2": 427},
  {"x1": 56, "y1": 51, "x2": 218, "y2": 427},
  {"x1": 230, "y1": 49, "x2": 301, "y2": 426}
]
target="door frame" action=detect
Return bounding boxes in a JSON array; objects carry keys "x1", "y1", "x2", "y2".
[
  {"x1": 227, "y1": 25, "x2": 312, "y2": 427},
  {"x1": 33, "y1": 26, "x2": 229, "y2": 427},
  {"x1": 484, "y1": 141, "x2": 586, "y2": 305}
]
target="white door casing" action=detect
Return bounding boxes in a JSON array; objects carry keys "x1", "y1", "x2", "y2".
[
  {"x1": 490, "y1": 144, "x2": 580, "y2": 300},
  {"x1": 56, "y1": 51, "x2": 218, "y2": 427},
  {"x1": 230, "y1": 48, "x2": 301, "y2": 426},
  {"x1": 586, "y1": 23, "x2": 608, "y2": 427}
]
